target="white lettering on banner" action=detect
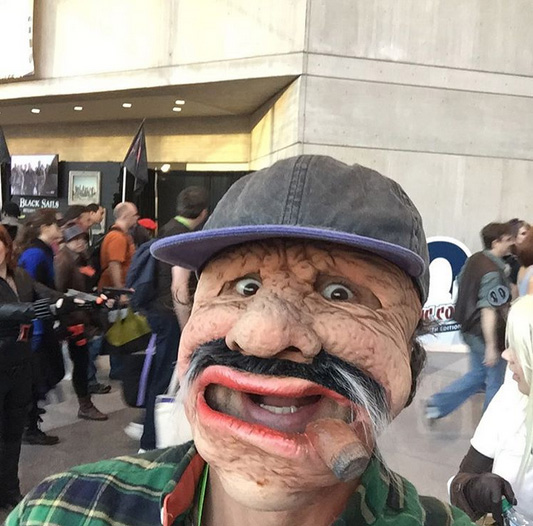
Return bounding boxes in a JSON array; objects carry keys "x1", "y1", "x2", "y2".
[{"x1": 19, "y1": 197, "x2": 59, "y2": 209}]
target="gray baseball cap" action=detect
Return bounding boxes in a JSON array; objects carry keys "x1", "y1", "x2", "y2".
[{"x1": 152, "y1": 155, "x2": 429, "y2": 301}]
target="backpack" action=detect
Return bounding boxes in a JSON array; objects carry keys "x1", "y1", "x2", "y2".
[
  {"x1": 87, "y1": 226, "x2": 122, "y2": 291},
  {"x1": 126, "y1": 239, "x2": 158, "y2": 311}
]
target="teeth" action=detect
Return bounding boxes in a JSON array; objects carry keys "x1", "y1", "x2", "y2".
[{"x1": 259, "y1": 404, "x2": 300, "y2": 415}]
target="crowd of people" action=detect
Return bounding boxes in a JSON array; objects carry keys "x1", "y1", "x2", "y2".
[
  {"x1": 0, "y1": 156, "x2": 532, "y2": 525},
  {"x1": 0, "y1": 187, "x2": 209, "y2": 513}
]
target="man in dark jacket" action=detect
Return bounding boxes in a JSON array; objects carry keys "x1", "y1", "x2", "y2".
[
  {"x1": 139, "y1": 186, "x2": 208, "y2": 451},
  {"x1": 426, "y1": 222, "x2": 514, "y2": 421}
]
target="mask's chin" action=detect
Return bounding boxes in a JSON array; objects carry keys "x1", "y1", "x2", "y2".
[{"x1": 188, "y1": 367, "x2": 374, "y2": 510}]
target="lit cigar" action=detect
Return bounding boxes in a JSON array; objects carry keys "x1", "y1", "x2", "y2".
[{"x1": 305, "y1": 418, "x2": 371, "y2": 481}]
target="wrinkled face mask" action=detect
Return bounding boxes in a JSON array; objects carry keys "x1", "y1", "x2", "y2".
[{"x1": 178, "y1": 240, "x2": 421, "y2": 509}]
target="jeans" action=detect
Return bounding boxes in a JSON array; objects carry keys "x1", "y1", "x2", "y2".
[
  {"x1": 429, "y1": 332, "x2": 506, "y2": 418},
  {"x1": 140, "y1": 311, "x2": 180, "y2": 450}
]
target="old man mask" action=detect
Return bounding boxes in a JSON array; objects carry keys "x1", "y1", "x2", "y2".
[{"x1": 152, "y1": 155, "x2": 429, "y2": 514}]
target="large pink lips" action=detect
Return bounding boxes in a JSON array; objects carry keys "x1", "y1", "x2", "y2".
[{"x1": 193, "y1": 365, "x2": 358, "y2": 458}]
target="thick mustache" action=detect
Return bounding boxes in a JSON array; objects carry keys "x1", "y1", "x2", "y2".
[{"x1": 186, "y1": 339, "x2": 389, "y2": 414}]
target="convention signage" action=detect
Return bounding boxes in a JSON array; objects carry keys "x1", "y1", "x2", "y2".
[
  {"x1": 17, "y1": 196, "x2": 60, "y2": 215},
  {"x1": 420, "y1": 236, "x2": 471, "y2": 351}
]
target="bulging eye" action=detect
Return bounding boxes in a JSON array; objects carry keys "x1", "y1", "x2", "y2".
[
  {"x1": 321, "y1": 283, "x2": 354, "y2": 301},
  {"x1": 235, "y1": 277, "x2": 262, "y2": 297}
]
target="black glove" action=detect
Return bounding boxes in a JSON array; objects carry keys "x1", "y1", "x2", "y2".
[
  {"x1": 32, "y1": 299, "x2": 54, "y2": 320},
  {"x1": 464, "y1": 473, "x2": 516, "y2": 525},
  {"x1": 53, "y1": 296, "x2": 78, "y2": 316}
]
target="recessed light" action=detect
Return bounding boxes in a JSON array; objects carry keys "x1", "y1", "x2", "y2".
[
  {"x1": 174, "y1": 99, "x2": 185, "y2": 105},
  {"x1": 122, "y1": 102, "x2": 132, "y2": 108},
  {"x1": 31, "y1": 108, "x2": 40, "y2": 114},
  {"x1": 172, "y1": 107, "x2": 182, "y2": 112},
  {"x1": 161, "y1": 164, "x2": 171, "y2": 172},
  {"x1": 74, "y1": 106, "x2": 83, "y2": 111}
]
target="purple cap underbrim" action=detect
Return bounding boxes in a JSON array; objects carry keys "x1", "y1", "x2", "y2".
[{"x1": 151, "y1": 225, "x2": 426, "y2": 278}]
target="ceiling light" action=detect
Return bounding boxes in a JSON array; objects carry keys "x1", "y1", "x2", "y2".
[
  {"x1": 122, "y1": 102, "x2": 132, "y2": 108},
  {"x1": 174, "y1": 99, "x2": 185, "y2": 105},
  {"x1": 161, "y1": 164, "x2": 171, "y2": 172},
  {"x1": 74, "y1": 106, "x2": 83, "y2": 111},
  {"x1": 172, "y1": 107, "x2": 182, "y2": 112},
  {"x1": 31, "y1": 108, "x2": 40, "y2": 114}
]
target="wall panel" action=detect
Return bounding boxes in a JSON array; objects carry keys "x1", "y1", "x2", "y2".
[{"x1": 308, "y1": 0, "x2": 533, "y2": 76}]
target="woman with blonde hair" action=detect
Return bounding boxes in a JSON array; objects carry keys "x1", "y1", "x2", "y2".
[{"x1": 450, "y1": 295, "x2": 533, "y2": 524}]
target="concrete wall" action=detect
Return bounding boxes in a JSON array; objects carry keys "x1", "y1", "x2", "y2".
[
  {"x1": 6, "y1": 0, "x2": 304, "y2": 99},
  {"x1": 249, "y1": 78, "x2": 303, "y2": 170},
  {"x1": 301, "y1": 0, "x2": 533, "y2": 251}
]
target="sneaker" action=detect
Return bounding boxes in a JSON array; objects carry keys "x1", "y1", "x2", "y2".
[
  {"x1": 22, "y1": 428, "x2": 59, "y2": 446},
  {"x1": 124, "y1": 422, "x2": 144, "y2": 441},
  {"x1": 88, "y1": 382, "x2": 112, "y2": 395}
]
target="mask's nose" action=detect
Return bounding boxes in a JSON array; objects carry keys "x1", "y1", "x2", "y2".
[{"x1": 225, "y1": 294, "x2": 321, "y2": 361}]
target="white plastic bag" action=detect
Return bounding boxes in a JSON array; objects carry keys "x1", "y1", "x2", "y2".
[{"x1": 154, "y1": 367, "x2": 193, "y2": 448}]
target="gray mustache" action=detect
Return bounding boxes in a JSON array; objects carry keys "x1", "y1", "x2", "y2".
[{"x1": 185, "y1": 338, "x2": 391, "y2": 433}]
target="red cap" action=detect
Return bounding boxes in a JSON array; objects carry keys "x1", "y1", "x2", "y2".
[{"x1": 138, "y1": 218, "x2": 157, "y2": 231}]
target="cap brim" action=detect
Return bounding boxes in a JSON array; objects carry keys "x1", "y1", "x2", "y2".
[{"x1": 151, "y1": 225, "x2": 425, "y2": 278}]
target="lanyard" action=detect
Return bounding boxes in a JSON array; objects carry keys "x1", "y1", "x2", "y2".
[{"x1": 196, "y1": 464, "x2": 209, "y2": 526}]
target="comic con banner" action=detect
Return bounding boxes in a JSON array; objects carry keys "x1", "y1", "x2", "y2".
[{"x1": 420, "y1": 236, "x2": 471, "y2": 352}]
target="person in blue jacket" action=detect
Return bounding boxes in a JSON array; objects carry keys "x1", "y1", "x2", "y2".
[{"x1": 17, "y1": 209, "x2": 63, "y2": 446}]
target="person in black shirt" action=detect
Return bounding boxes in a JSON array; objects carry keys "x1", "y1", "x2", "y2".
[{"x1": 0, "y1": 225, "x2": 61, "y2": 509}]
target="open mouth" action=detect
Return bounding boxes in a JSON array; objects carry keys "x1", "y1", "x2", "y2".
[{"x1": 195, "y1": 366, "x2": 354, "y2": 437}]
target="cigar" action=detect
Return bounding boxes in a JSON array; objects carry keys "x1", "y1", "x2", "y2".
[{"x1": 305, "y1": 418, "x2": 371, "y2": 482}]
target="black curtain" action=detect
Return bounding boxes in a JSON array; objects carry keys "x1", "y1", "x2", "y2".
[{"x1": 156, "y1": 170, "x2": 249, "y2": 227}]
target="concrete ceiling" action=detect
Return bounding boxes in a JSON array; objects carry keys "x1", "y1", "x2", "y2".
[{"x1": 0, "y1": 75, "x2": 296, "y2": 125}]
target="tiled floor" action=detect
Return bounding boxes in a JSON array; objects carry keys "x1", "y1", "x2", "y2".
[{"x1": 1, "y1": 351, "x2": 481, "y2": 524}]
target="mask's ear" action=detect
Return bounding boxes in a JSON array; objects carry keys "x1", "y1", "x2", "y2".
[{"x1": 405, "y1": 322, "x2": 427, "y2": 407}]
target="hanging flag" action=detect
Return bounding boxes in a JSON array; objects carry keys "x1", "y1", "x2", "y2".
[
  {"x1": 0, "y1": 125, "x2": 11, "y2": 165},
  {"x1": 122, "y1": 121, "x2": 148, "y2": 194}
]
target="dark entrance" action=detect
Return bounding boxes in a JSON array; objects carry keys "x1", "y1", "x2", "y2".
[{"x1": 155, "y1": 169, "x2": 250, "y2": 226}]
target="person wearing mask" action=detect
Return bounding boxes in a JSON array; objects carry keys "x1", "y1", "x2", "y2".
[
  {"x1": 426, "y1": 222, "x2": 514, "y2": 422},
  {"x1": 451, "y1": 294, "x2": 533, "y2": 524},
  {"x1": 98, "y1": 202, "x2": 138, "y2": 380},
  {"x1": 17, "y1": 209, "x2": 63, "y2": 445},
  {"x1": 139, "y1": 186, "x2": 208, "y2": 451},
  {"x1": 54, "y1": 225, "x2": 107, "y2": 420},
  {"x1": 0, "y1": 225, "x2": 63, "y2": 510}
]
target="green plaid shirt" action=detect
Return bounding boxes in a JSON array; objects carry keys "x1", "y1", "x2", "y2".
[{"x1": 6, "y1": 442, "x2": 473, "y2": 526}]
